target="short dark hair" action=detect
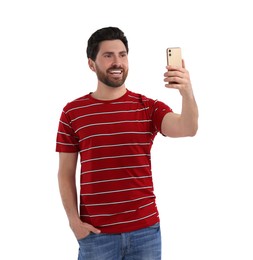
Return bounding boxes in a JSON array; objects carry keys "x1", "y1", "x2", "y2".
[{"x1": 86, "y1": 27, "x2": 129, "y2": 61}]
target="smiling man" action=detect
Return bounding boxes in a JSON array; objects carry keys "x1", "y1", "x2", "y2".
[
  {"x1": 56, "y1": 26, "x2": 198, "y2": 260},
  {"x1": 90, "y1": 41, "x2": 128, "y2": 89}
]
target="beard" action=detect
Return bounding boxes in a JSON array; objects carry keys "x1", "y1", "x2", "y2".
[{"x1": 95, "y1": 64, "x2": 128, "y2": 88}]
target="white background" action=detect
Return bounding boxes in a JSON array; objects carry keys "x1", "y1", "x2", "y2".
[{"x1": 1, "y1": 0, "x2": 252, "y2": 259}]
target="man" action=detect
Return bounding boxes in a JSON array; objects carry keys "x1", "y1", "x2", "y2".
[{"x1": 56, "y1": 26, "x2": 198, "y2": 260}]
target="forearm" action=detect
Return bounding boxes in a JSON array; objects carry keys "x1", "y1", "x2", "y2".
[
  {"x1": 163, "y1": 62, "x2": 199, "y2": 137},
  {"x1": 58, "y1": 171, "x2": 80, "y2": 224},
  {"x1": 58, "y1": 168, "x2": 101, "y2": 237},
  {"x1": 180, "y1": 93, "x2": 199, "y2": 136}
]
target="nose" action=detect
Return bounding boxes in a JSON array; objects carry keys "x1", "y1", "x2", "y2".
[{"x1": 111, "y1": 55, "x2": 121, "y2": 67}]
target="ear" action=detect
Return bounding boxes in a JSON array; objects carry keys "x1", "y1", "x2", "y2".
[{"x1": 88, "y1": 58, "x2": 95, "y2": 71}]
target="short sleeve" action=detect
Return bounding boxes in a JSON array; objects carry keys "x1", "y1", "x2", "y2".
[
  {"x1": 150, "y1": 99, "x2": 173, "y2": 133},
  {"x1": 55, "y1": 108, "x2": 79, "y2": 152}
]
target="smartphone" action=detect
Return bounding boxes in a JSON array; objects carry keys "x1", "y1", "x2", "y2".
[{"x1": 166, "y1": 47, "x2": 182, "y2": 67}]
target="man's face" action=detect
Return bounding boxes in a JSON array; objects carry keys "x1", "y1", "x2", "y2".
[{"x1": 91, "y1": 40, "x2": 128, "y2": 88}]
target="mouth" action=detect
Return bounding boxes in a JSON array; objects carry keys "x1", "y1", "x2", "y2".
[{"x1": 108, "y1": 69, "x2": 123, "y2": 75}]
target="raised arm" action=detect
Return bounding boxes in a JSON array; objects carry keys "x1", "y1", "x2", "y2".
[{"x1": 161, "y1": 60, "x2": 198, "y2": 137}]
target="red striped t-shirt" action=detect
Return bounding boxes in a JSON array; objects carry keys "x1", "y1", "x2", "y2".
[{"x1": 56, "y1": 89, "x2": 173, "y2": 233}]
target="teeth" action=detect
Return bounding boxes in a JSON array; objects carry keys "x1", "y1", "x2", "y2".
[{"x1": 110, "y1": 70, "x2": 121, "y2": 74}]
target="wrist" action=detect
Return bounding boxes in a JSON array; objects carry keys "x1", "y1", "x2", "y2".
[
  {"x1": 181, "y1": 90, "x2": 195, "y2": 100},
  {"x1": 69, "y1": 215, "x2": 82, "y2": 227}
]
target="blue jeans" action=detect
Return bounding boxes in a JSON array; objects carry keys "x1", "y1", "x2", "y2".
[{"x1": 77, "y1": 222, "x2": 161, "y2": 260}]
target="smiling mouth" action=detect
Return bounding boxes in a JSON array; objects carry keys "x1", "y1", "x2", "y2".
[{"x1": 108, "y1": 69, "x2": 123, "y2": 75}]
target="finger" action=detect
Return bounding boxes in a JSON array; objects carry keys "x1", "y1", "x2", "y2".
[
  {"x1": 167, "y1": 70, "x2": 184, "y2": 78},
  {"x1": 166, "y1": 65, "x2": 186, "y2": 75},
  {"x1": 182, "y1": 59, "x2": 185, "y2": 69},
  {"x1": 165, "y1": 83, "x2": 182, "y2": 89},
  {"x1": 83, "y1": 222, "x2": 101, "y2": 234},
  {"x1": 166, "y1": 65, "x2": 182, "y2": 71}
]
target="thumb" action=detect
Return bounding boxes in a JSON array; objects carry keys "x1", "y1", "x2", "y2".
[
  {"x1": 82, "y1": 222, "x2": 101, "y2": 234},
  {"x1": 182, "y1": 59, "x2": 185, "y2": 68}
]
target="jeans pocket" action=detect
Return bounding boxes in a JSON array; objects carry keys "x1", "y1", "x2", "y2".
[{"x1": 77, "y1": 232, "x2": 91, "y2": 242}]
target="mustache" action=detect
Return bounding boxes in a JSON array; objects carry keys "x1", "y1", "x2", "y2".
[{"x1": 108, "y1": 65, "x2": 124, "y2": 70}]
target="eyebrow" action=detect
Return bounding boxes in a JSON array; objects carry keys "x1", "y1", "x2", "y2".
[{"x1": 102, "y1": 51, "x2": 128, "y2": 55}]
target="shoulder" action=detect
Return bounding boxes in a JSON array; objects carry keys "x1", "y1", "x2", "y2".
[
  {"x1": 126, "y1": 90, "x2": 172, "y2": 111},
  {"x1": 126, "y1": 90, "x2": 155, "y2": 104},
  {"x1": 62, "y1": 93, "x2": 93, "y2": 113}
]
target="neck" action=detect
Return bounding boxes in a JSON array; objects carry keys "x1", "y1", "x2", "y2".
[{"x1": 91, "y1": 85, "x2": 127, "y2": 100}]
